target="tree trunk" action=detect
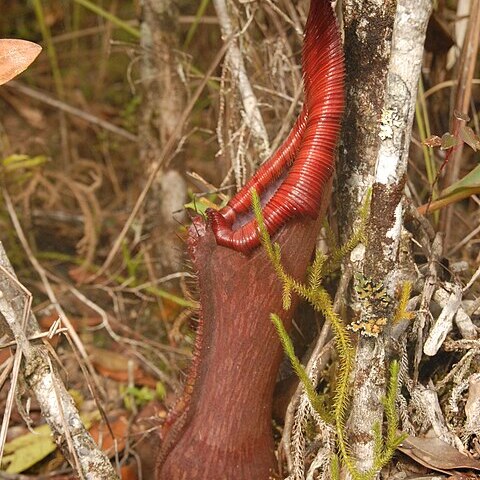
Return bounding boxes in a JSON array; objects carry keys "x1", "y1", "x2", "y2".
[{"x1": 338, "y1": 0, "x2": 431, "y2": 475}]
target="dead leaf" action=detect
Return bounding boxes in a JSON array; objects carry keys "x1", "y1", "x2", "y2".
[
  {"x1": 1, "y1": 424, "x2": 55, "y2": 473},
  {"x1": 0, "y1": 89, "x2": 45, "y2": 128},
  {"x1": 441, "y1": 132, "x2": 458, "y2": 150},
  {"x1": 120, "y1": 460, "x2": 139, "y2": 480},
  {"x1": 424, "y1": 135, "x2": 442, "y2": 148},
  {"x1": 448, "y1": 474, "x2": 479, "y2": 479},
  {"x1": 0, "y1": 39, "x2": 41, "y2": 85},
  {"x1": 0, "y1": 346, "x2": 12, "y2": 365},
  {"x1": 131, "y1": 402, "x2": 164, "y2": 479},
  {"x1": 398, "y1": 435, "x2": 480, "y2": 474},
  {"x1": 89, "y1": 346, "x2": 159, "y2": 388},
  {"x1": 460, "y1": 126, "x2": 480, "y2": 152},
  {"x1": 90, "y1": 414, "x2": 129, "y2": 455},
  {"x1": 465, "y1": 374, "x2": 480, "y2": 434},
  {"x1": 68, "y1": 265, "x2": 108, "y2": 285}
]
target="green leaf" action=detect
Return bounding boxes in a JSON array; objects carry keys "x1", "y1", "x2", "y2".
[
  {"x1": 156, "y1": 381, "x2": 167, "y2": 400},
  {"x1": 123, "y1": 386, "x2": 154, "y2": 405},
  {"x1": 2, "y1": 154, "x2": 48, "y2": 171},
  {"x1": 440, "y1": 132, "x2": 457, "y2": 150},
  {"x1": 184, "y1": 0, "x2": 210, "y2": 48},
  {"x1": 460, "y1": 126, "x2": 480, "y2": 152},
  {"x1": 2, "y1": 424, "x2": 55, "y2": 473},
  {"x1": 441, "y1": 163, "x2": 480, "y2": 198},
  {"x1": 419, "y1": 163, "x2": 480, "y2": 214},
  {"x1": 184, "y1": 195, "x2": 224, "y2": 215},
  {"x1": 1, "y1": 412, "x2": 98, "y2": 473},
  {"x1": 184, "y1": 199, "x2": 208, "y2": 215},
  {"x1": 72, "y1": 0, "x2": 140, "y2": 38}
]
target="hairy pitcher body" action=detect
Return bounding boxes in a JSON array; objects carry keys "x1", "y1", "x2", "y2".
[{"x1": 156, "y1": 0, "x2": 344, "y2": 477}]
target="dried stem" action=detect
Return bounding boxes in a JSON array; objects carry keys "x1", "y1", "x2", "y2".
[
  {"x1": 213, "y1": 0, "x2": 270, "y2": 160},
  {"x1": 5, "y1": 81, "x2": 136, "y2": 142},
  {"x1": 441, "y1": 0, "x2": 480, "y2": 244}
]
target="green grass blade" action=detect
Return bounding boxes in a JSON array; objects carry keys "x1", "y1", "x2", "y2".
[{"x1": 72, "y1": 0, "x2": 140, "y2": 38}]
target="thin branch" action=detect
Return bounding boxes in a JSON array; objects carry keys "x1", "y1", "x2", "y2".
[
  {"x1": 2, "y1": 189, "x2": 105, "y2": 399},
  {"x1": 0, "y1": 328, "x2": 68, "y2": 349},
  {"x1": 213, "y1": 0, "x2": 270, "y2": 160},
  {"x1": 0, "y1": 246, "x2": 118, "y2": 479},
  {"x1": 5, "y1": 81, "x2": 137, "y2": 142}
]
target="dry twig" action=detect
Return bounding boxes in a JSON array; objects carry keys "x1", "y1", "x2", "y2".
[
  {"x1": 213, "y1": 0, "x2": 270, "y2": 161},
  {"x1": 0, "y1": 245, "x2": 118, "y2": 479}
]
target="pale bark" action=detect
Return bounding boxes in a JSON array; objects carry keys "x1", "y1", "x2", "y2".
[
  {"x1": 337, "y1": 0, "x2": 397, "y2": 234},
  {"x1": 424, "y1": 284, "x2": 463, "y2": 356}
]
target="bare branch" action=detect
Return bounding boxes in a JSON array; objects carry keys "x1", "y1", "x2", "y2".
[
  {"x1": 0, "y1": 246, "x2": 118, "y2": 479},
  {"x1": 5, "y1": 81, "x2": 137, "y2": 142},
  {"x1": 213, "y1": 0, "x2": 270, "y2": 160}
]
